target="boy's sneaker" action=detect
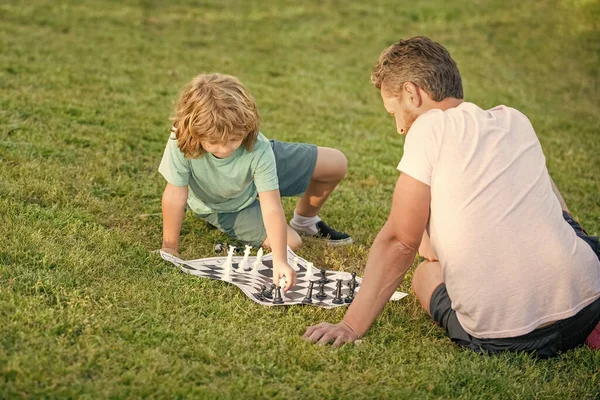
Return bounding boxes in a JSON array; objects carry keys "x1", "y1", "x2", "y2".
[{"x1": 290, "y1": 219, "x2": 353, "y2": 246}]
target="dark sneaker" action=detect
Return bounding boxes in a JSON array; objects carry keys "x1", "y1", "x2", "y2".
[{"x1": 290, "y1": 219, "x2": 353, "y2": 246}]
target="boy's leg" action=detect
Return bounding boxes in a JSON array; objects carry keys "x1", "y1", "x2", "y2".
[
  {"x1": 294, "y1": 147, "x2": 348, "y2": 217},
  {"x1": 271, "y1": 140, "x2": 352, "y2": 245}
]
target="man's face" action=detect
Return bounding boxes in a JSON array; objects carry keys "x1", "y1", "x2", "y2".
[
  {"x1": 201, "y1": 138, "x2": 243, "y2": 159},
  {"x1": 381, "y1": 90, "x2": 418, "y2": 135}
]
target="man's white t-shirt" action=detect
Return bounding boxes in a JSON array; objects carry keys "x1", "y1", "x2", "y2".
[{"x1": 398, "y1": 102, "x2": 600, "y2": 339}]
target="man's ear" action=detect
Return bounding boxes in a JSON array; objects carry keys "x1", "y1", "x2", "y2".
[{"x1": 403, "y1": 82, "x2": 422, "y2": 108}]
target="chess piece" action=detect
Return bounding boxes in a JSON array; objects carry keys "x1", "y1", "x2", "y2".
[
  {"x1": 345, "y1": 280, "x2": 356, "y2": 304},
  {"x1": 316, "y1": 281, "x2": 327, "y2": 300},
  {"x1": 262, "y1": 284, "x2": 275, "y2": 299},
  {"x1": 252, "y1": 247, "x2": 264, "y2": 272},
  {"x1": 223, "y1": 245, "x2": 235, "y2": 279},
  {"x1": 214, "y1": 242, "x2": 224, "y2": 254},
  {"x1": 332, "y1": 279, "x2": 343, "y2": 304},
  {"x1": 305, "y1": 262, "x2": 314, "y2": 280},
  {"x1": 351, "y1": 272, "x2": 358, "y2": 289},
  {"x1": 318, "y1": 269, "x2": 329, "y2": 284},
  {"x1": 291, "y1": 256, "x2": 300, "y2": 272},
  {"x1": 273, "y1": 285, "x2": 284, "y2": 304},
  {"x1": 238, "y1": 244, "x2": 252, "y2": 271},
  {"x1": 302, "y1": 281, "x2": 315, "y2": 304},
  {"x1": 255, "y1": 285, "x2": 266, "y2": 301}
]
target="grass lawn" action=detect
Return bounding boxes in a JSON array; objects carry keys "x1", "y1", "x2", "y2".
[{"x1": 1, "y1": 0, "x2": 599, "y2": 398}]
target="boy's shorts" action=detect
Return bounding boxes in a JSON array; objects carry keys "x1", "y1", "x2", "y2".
[
  {"x1": 430, "y1": 211, "x2": 600, "y2": 359},
  {"x1": 200, "y1": 140, "x2": 318, "y2": 247}
]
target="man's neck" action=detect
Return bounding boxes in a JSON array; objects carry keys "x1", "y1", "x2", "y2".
[{"x1": 422, "y1": 97, "x2": 464, "y2": 113}]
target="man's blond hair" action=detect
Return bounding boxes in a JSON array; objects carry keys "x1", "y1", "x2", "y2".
[
  {"x1": 371, "y1": 36, "x2": 463, "y2": 101},
  {"x1": 171, "y1": 74, "x2": 260, "y2": 158}
]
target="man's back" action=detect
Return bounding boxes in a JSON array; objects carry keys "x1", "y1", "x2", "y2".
[{"x1": 399, "y1": 102, "x2": 600, "y2": 338}]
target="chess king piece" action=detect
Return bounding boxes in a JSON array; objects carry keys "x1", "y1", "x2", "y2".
[
  {"x1": 273, "y1": 285, "x2": 284, "y2": 304},
  {"x1": 252, "y1": 247, "x2": 264, "y2": 272},
  {"x1": 238, "y1": 244, "x2": 252, "y2": 271},
  {"x1": 332, "y1": 279, "x2": 343, "y2": 304},
  {"x1": 316, "y1": 281, "x2": 327, "y2": 300},
  {"x1": 302, "y1": 281, "x2": 315, "y2": 304}
]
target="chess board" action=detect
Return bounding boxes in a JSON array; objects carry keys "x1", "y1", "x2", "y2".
[{"x1": 160, "y1": 247, "x2": 407, "y2": 308}]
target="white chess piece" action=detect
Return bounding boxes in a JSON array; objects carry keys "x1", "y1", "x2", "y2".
[
  {"x1": 252, "y1": 247, "x2": 263, "y2": 272},
  {"x1": 223, "y1": 245, "x2": 235, "y2": 279},
  {"x1": 291, "y1": 256, "x2": 300, "y2": 272},
  {"x1": 239, "y1": 245, "x2": 252, "y2": 271},
  {"x1": 305, "y1": 262, "x2": 314, "y2": 280}
]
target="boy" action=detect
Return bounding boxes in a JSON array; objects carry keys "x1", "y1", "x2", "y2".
[{"x1": 159, "y1": 73, "x2": 352, "y2": 291}]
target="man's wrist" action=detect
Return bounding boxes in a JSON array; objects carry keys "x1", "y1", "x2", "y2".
[{"x1": 341, "y1": 317, "x2": 364, "y2": 338}]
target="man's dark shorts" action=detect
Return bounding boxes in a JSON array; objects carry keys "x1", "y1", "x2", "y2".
[{"x1": 430, "y1": 211, "x2": 600, "y2": 358}]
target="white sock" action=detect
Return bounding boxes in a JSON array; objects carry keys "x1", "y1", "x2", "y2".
[{"x1": 290, "y1": 210, "x2": 320, "y2": 235}]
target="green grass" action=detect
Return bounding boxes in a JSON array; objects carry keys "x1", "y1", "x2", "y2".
[{"x1": 1, "y1": 0, "x2": 599, "y2": 398}]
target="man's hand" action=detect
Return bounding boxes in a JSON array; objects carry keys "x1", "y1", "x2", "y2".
[
  {"x1": 273, "y1": 261, "x2": 296, "y2": 292},
  {"x1": 303, "y1": 321, "x2": 359, "y2": 347}
]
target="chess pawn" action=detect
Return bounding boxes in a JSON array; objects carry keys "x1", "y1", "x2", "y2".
[{"x1": 315, "y1": 282, "x2": 327, "y2": 300}]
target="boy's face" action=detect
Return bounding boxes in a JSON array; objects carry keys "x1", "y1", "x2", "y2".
[{"x1": 202, "y1": 138, "x2": 244, "y2": 159}]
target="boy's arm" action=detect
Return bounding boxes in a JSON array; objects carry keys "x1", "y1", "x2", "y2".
[
  {"x1": 258, "y1": 189, "x2": 297, "y2": 291},
  {"x1": 161, "y1": 183, "x2": 189, "y2": 256}
]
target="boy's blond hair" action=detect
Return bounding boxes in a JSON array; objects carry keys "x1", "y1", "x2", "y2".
[{"x1": 171, "y1": 74, "x2": 260, "y2": 158}]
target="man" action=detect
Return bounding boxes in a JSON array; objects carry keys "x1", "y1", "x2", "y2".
[{"x1": 303, "y1": 36, "x2": 600, "y2": 358}]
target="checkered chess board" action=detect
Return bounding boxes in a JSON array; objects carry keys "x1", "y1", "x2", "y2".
[{"x1": 160, "y1": 247, "x2": 407, "y2": 308}]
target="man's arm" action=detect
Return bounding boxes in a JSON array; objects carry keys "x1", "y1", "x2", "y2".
[
  {"x1": 161, "y1": 183, "x2": 188, "y2": 256},
  {"x1": 303, "y1": 173, "x2": 430, "y2": 345},
  {"x1": 258, "y1": 189, "x2": 297, "y2": 290}
]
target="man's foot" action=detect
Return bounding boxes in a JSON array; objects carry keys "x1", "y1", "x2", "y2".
[{"x1": 290, "y1": 218, "x2": 353, "y2": 246}]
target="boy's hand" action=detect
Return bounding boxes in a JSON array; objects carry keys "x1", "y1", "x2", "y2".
[
  {"x1": 161, "y1": 247, "x2": 180, "y2": 258},
  {"x1": 273, "y1": 261, "x2": 296, "y2": 292}
]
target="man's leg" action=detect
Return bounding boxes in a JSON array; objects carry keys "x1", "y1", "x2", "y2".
[
  {"x1": 294, "y1": 147, "x2": 348, "y2": 217},
  {"x1": 412, "y1": 260, "x2": 443, "y2": 317}
]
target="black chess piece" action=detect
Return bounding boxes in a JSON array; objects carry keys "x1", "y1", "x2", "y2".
[
  {"x1": 214, "y1": 242, "x2": 224, "y2": 254},
  {"x1": 332, "y1": 279, "x2": 343, "y2": 304},
  {"x1": 345, "y1": 281, "x2": 356, "y2": 304},
  {"x1": 315, "y1": 281, "x2": 327, "y2": 300},
  {"x1": 273, "y1": 285, "x2": 284, "y2": 304},
  {"x1": 255, "y1": 284, "x2": 266, "y2": 301},
  {"x1": 262, "y1": 284, "x2": 275, "y2": 299},
  {"x1": 302, "y1": 281, "x2": 315, "y2": 304},
  {"x1": 348, "y1": 271, "x2": 358, "y2": 289},
  {"x1": 318, "y1": 268, "x2": 330, "y2": 284}
]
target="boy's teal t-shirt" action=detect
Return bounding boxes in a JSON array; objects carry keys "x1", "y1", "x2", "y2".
[{"x1": 158, "y1": 132, "x2": 279, "y2": 215}]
